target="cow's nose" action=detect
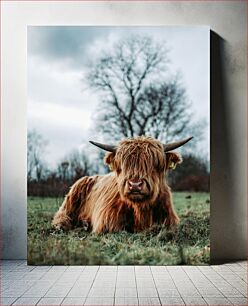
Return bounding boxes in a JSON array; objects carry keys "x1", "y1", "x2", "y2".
[{"x1": 128, "y1": 179, "x2": 143, "y2": 191}]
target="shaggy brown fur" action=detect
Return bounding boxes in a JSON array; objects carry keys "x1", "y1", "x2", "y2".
[{"x1": 52, "y1": 136, "x2": 182, "y2": 233}]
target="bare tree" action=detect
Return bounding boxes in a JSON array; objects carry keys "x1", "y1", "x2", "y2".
[
  {"x1": 57, "y1": 149, "x2": 93, "y2": 180},
  {"x1": 27, "y1": 129, "x2": 48, "y2": 181},
  {"x1": 68, "y1": 149, "x2": 91, "y2": 179},
  {"x1": 87, "y1": 35, "x2": 192, "y2": 143},
  {"x1": 125, "y1": 77, "x2": 191, "y2": 143}
]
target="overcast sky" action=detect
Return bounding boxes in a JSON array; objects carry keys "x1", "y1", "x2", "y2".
[{"x1": 28, "y1": 26, "x2": 209, "y2": 168}]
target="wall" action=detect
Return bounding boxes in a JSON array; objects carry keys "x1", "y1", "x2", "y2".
[{"x1": 1, "y1": 1, "x2": 247, "y2": 261}]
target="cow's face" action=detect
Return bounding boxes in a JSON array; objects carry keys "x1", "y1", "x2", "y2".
[{"x1": 104, "y1": 136, "x2": 182, "y2": 204}]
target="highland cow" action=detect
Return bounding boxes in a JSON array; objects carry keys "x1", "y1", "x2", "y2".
[{"x1": 52, "y1": 136, "x2": 192, "y2": 233}]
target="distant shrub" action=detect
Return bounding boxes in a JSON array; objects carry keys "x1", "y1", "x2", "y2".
[
  {"x1": 168, "y1": 154, "x2": 209, "y2": 192},
  {"x1": 175, "y1": 175, "x2": 209, "y2": 192},
  {"x1": 28, "y1": 178, "x2": 72, "y2": 197}
]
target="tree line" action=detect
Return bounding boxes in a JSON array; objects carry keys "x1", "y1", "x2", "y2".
[{"x1": 27, "y1": 130, "x2": 209, "y2": 197}]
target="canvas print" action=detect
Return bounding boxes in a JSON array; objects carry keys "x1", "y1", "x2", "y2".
[{"x1": 28, "y1": 26, "x2": 210, "y2": 265}]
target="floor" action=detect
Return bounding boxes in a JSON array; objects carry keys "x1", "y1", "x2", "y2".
[{"x1": 1, "y1": 261, "x2": 247, "y2": 306}]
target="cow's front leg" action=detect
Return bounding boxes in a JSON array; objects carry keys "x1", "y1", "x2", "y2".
[
  {"x1": 52, "y1": 196, "x2": 73, "y2": 230},
  {"x1": 77, "y1": 217, "x2": 91, "y2": 231},
  {"x1": 164, "y1": 192, "x2": 180, "y2": 227},
  {"x1": 52, "y1": 176, "x2": 97, "y2": 230}
]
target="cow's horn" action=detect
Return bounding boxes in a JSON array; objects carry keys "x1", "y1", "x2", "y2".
[
  {"x1": 89, "y1": 141, "x2": 116, "y2": 152},
  {"x1": 163, "y1": 137, "x2": 193, "y2": 152}
]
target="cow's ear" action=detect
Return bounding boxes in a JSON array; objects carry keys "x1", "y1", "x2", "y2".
[
  {"x1": 104, "y1": 152, "x2": 116, "y2": 170},
  {"x1": 165, "y1": 152, "x2": 182, "y2": 170}
]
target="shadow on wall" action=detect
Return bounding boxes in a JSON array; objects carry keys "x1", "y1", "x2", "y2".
[{"x1": 210, "y1": 31, "x2": 246, "y2": 263}]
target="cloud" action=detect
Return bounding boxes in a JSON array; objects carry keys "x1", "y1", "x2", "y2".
[
  {"x1": 28, "y1": 55, "x2": 99, "y2": 109},
  {"x1": 28, "y1": 26, "x2": 113, "y2": 69},
  {"x1": 28, "y1": 100, "x2": 93, "y2": 168}
]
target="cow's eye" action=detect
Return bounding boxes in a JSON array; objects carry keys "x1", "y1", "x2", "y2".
[
  {"x1": 155, "y1": 162, "x2": 164, "y2": 172},
  {"x1": 116, "y1": 167, "x2": 121, "y2": 175}
]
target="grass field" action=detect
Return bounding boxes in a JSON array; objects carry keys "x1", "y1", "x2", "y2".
[{"x1": 28, "y1": 192, "x2": 210, "y2": 265}]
